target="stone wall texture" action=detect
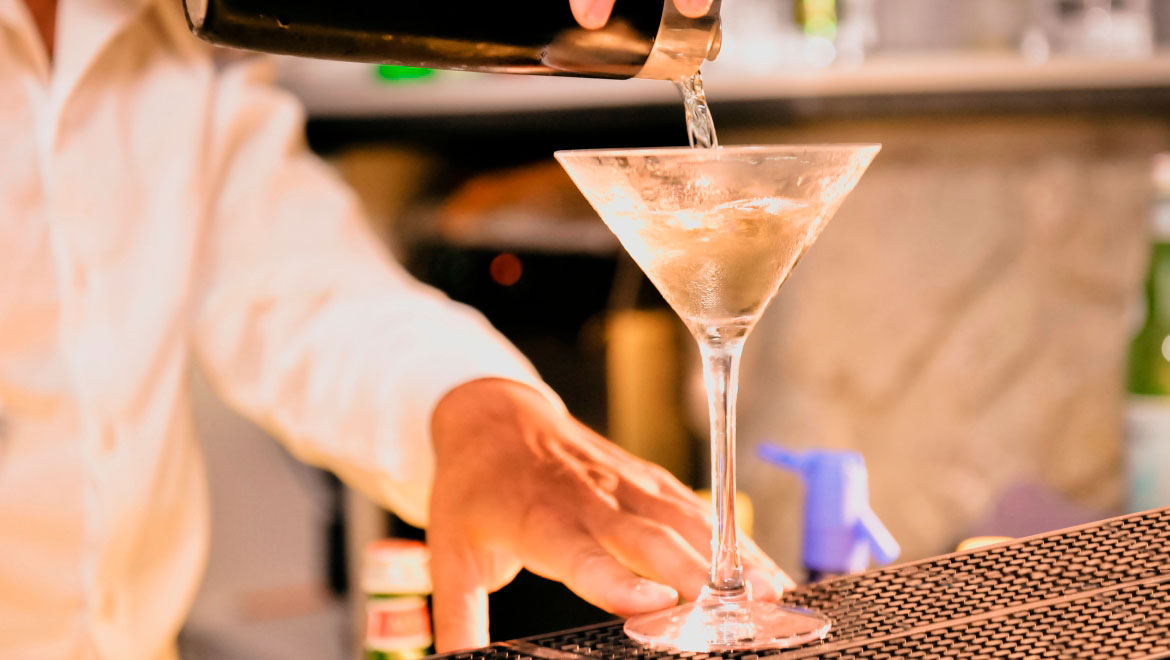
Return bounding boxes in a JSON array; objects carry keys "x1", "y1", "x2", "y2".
[{"x1": 725, "y1": 115, "x2": 1170, "y2": 571}]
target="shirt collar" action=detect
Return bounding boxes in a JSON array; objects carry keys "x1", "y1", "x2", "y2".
[
  {"x1": 0, "y1": 0, "x2": 49, "y2": 78},
  {"x1": 0, "y1": 0, "x2": 30, "y2": 32},
  {"x1": 51, "y1": 0, "x2": 155, "y2": 104}
]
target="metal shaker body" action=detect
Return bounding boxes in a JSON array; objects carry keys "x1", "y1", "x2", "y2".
[{"x1": 183, "y1": 0, "x2": 721, "y2": 80}]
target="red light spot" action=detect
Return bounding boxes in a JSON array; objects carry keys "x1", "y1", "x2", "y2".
[{"x1": 490, "y1": 253, "x2": 523, "y2": 286}]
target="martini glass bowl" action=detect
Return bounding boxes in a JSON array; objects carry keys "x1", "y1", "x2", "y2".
[{"x1": 555, "y1": 144, "x2": 880, "y2": 652}]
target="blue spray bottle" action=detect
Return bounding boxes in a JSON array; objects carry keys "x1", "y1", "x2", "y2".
[{"x1": 758, "y1": 445, "x2": 901, "y2": 582}]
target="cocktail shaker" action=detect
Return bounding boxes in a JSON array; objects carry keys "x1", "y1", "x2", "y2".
[{"x1": 182, "y1": 0, "x2": 722, "y2": 80}]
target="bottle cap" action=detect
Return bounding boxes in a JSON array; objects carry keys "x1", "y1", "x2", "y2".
[
  {"x1": 362, "y1": 539, "x2": 431, "y2": 595},
  {"x1": 758, "y1": 445, "x2": 900, "y2": 574}
]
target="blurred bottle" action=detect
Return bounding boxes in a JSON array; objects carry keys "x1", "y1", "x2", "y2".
[
  {"x1": 704, "y1": 0, "x2": 793, "y2": 74},
  {"x1": 793, "y1": 0, "x2": 839, "y2": 68},
  {"x1": 1124, "y1": 153, "x2": 1170, "y2": 513},
  {"x1": 184, "y1": 0, "x2": 721, "y2": 81},
  {"x1": 363, "y1": 540, "x2": 433, "y2": 660},
  {"x1": 835, "y1": 0, "x2": 878, "y2": 66},
  {"x1": 789, "y1": 0, "x2": 876, "y2": 69},
  {"x1": 1021, "y1": 0, "x2": 1152, "y2": 62},
  {"x1": 794, "y1": 0, "x2": 838, "y2": 38},
  {"x1": 607, "y1": 309, "x2": 693, "y2": 482}
]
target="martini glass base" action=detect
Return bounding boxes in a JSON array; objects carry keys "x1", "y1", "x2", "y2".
[{"x1": 623, "y1": 587, "x2": 831, "y2": 653}]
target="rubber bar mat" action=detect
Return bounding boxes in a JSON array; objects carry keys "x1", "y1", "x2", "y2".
[{"x1": 430, "y1": 507, "x2": 1170, "y2": 659}]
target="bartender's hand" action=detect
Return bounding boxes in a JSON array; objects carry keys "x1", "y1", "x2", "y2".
[
  {"x1": 571, "y1": 0, "x2": 713, "y2": 30},
  {"x1": 428, "y1": 378, "x2": 793, "y2": 652}
]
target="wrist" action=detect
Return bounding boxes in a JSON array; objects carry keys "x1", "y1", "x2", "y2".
[{"x1": 431, "y1": 378, "x2": 550, "y2": 453}]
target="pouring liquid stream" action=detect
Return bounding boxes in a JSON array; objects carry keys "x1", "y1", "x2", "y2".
[{"x1": 677, "y1": 72, "x2": 718, "y2": 149}]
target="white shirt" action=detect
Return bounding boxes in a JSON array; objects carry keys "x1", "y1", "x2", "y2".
[{"x1": 0, "y1": 0, "x2": 555, "y2": 657}]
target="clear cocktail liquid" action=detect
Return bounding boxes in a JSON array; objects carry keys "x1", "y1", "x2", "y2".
[{"x1": 678, "y1": 72, "x2": 718, "y2": 149}]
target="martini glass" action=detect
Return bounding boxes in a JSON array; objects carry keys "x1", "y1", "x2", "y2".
[{"x1": 555, "y1": 144, "x2": 879, "y2": 652}]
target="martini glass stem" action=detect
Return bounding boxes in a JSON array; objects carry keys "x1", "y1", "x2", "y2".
[{"x1": 699, "y1": 338, "x2": 746, "y2": 595}]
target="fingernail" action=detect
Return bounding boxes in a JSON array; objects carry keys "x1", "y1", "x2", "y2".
[
  {"x1": 630, "y1": 579, "x2": 679, "y2": 610},
  {"x1": 745, "y1": 568, "x2": 779, "y2": 601}
]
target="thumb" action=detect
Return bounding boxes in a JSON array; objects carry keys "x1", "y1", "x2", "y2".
[{"x1": 429, "y1": 537, "x2": 490, "y2": 653}]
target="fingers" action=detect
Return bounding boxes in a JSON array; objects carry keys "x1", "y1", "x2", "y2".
[
  {"x1": 523, "y1": 509, "x2": 679, "y2": 617},
  {"x1": 429, "y1": 536, "x2": 490, "y2": 653},
  {"x1": 674, "y1": 0, "x2": 714, "y2": 18},
  {"x1": 619, "y1": 479, "x2": 711, "y2": 555},
  {"x1": 566, "y1": 543, "x2": 682, "y2": 617},
  {"x1": 572, "y1": 0, "x2": 713, "y2": 28},
  {"x1": 570, "y1": 0, "x2": 614, "y2": 29},
  {"x1": 615, "y1": 478, "x2": 793, "y2": 599},
  {"x1": 586, "y1": 512, "x2": 710, "y2": 602}
]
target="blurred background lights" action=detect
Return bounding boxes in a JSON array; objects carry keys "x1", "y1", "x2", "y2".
[{"x1": 490, "y1": 253, "x2": 523, "y2": 287}]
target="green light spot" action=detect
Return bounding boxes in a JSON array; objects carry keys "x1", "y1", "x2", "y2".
[{"x1": 375, "y1": 65, "x2": 436, "y2": 82}]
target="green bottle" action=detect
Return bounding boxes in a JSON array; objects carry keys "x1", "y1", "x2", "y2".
[{"x1": 1124, "y1": 154, "x2": 1170, "y2": 512}]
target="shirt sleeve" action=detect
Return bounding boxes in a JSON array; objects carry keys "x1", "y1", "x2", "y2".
[{"x1": 191, "y1": 57, "x2": 563, "y2": 528}]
